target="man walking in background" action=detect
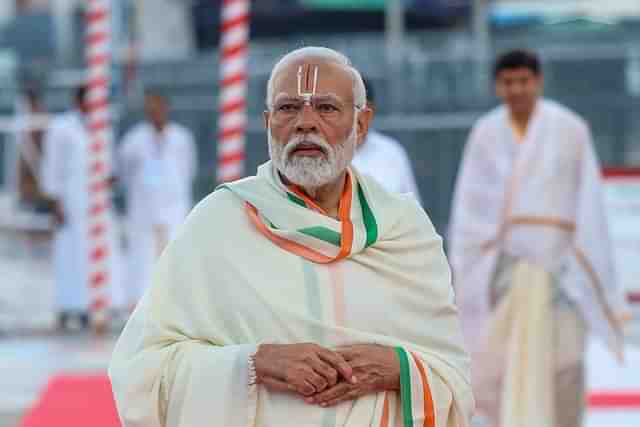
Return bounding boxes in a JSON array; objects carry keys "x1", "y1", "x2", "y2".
[{"x1": 449, "y1": 49, "x2": 629, "y2": 427}]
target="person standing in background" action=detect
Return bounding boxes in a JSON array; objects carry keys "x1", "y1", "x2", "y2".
[
  {"x1": 449, "y1": 49, "x2": 629, "y2": 427},
  {"x1": 118, "y1": 90, "x2": 197, "y2": 309},
  {"x1": 41, "y1": 85, "x2": 122, "y2": 331},
  {"x1": 351, "y1": 76, "x2": 422, "y2": 204}
]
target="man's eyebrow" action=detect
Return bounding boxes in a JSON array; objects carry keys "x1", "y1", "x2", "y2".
[
  {"x1": 272, "y1": 93, "x2": 347, "y2": 103},
  {"x1": 272, "y1": 93, "x2": 298, "y2": 104}
]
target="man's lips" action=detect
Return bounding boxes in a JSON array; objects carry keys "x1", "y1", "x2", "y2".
[{"x1": 290, "y1": 143, "x2": 326, "y2": 157}]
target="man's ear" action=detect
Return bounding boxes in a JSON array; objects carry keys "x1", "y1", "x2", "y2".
[{"x1": 356, "y1": 107, "x2": 374, "y2": 146}]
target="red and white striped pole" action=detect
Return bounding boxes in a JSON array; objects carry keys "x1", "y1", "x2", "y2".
[
  {"x1": 85, "y1": 0, "x2": 113, "y2": 332},
  {"x1": 217, "y1": 0, "x2": 250, "y2": 183}
]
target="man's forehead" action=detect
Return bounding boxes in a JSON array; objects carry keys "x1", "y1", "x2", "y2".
[{"x1": 272, "y1": 59, "x2": 353, "y2": 99}]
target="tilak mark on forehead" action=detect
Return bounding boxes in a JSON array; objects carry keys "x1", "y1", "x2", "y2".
[{"x1": 297, "y1": 64, "x2": 319, "y2": 103}]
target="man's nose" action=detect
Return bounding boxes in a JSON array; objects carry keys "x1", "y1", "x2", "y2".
[{"x1": 295, "y1": 103, "x2": 319, "y2": 133}]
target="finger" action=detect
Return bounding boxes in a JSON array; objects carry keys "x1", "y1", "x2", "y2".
[
  {"x1": 304, "y1": 370, "x2": 329, "y2": 393},
  {"x1": 260, "y1": 376, "x2": 293, "y2": 393},
  {"x1": 299, "y1": 380, "x2": 317, "y2": 397},
  {"x1": 318, "y1": 350, "x2": 356, "y2": 384},
  {"x1": 307, "y1": 382, "x2": 352, "y2": 405},
  {"x1": 308, "y1": 357, "x2": 339, "y2": 387},
  {"x1": 286, "y1": 373, "x2": 316, "y2": 396},
  {"x1": 323, "y1": 389, "x2": 362, "y2": 407}
]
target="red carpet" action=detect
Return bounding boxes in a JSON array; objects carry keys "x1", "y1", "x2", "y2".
[
  {"x1": 17, "y1": 374, "x2": 640, "y2": 425},
  {"x1": 588, "y1": 390, "x2": 640, "y2": 409},
  {"x1": 18, "y1": 375, "x2": 121, "y2": 427}
]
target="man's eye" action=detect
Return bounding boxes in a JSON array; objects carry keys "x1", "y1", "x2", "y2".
[
  {"x1": 317, "y1": 104, "x2": 338, "y2": 113},
  {"x1": 277, "y1": 104, "x2": 299, "y2": 112}
]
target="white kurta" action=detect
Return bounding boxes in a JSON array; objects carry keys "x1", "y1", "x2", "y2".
[
  {"x1": 118, "y1": 122, "x2": 196, "y2": 304},
  {"x1": 449, "y1": 99, "x2": 626, "y2": 357},
  {"x1": 41, "y1": 112, "x2": 122, "y2": 312},
  {"x1": 352, "y1": 130, "x2": 422, "y2": 204}
]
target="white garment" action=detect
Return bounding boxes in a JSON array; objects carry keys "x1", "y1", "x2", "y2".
[
  {"x1": 118, "y1": 122, "x2": 196, "y2": 304},
  {"x1": 352, "y1": 129, "x2": 422, "y2": 204},
  {"x1": 449, "y1": 99, "x2": 626, "y2": 357},
  {"x1": 41, "y1": 112, "x2": 122, "y2": 312}
]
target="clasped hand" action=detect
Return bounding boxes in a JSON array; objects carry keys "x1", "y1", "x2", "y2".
[{"x1": 254, "y1": 343, "x2": 400, "y2": 407}]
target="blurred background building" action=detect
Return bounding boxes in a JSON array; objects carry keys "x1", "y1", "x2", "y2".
[{"x1": 1, "y1": 0, "x2": 640, "y2": 230}]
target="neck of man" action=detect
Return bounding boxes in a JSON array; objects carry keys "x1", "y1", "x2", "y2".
[
  {"x1": 283, "y1": 171, "x2": 347, "y2": 219},
  {"x1": 509, "y1": 102, "x2": 536, "y2": 141},
  {"x1": 151, "y1": 121, "x2": 167, "y2": 135}
]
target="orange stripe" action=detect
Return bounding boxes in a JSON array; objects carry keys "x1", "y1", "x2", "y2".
[
  {"x1": 247, "y1": 173, "x2": 355, "y2": 264},
  {"x1": 411, "y1": 353, "x2": 436, "y2": 427},
  {"x1": 246, "y1": 203, "x2": 333, "y2": 263},
  {"x1": 288, "y1": 173, "x2": 354, "y2": 262},
  {"x1": 328, "y1": 264, "x2": 345, "y2": 326},
  {"x1": 380, "y1": 393, "x2": 390, "y2": 427},
  {"x1": 289, "y1": 185, "x2": 328, "y2": 214},
  {"x1": 335, "y1": 176, "x2": 354, "y2": 262},
  {"x1": 574, "y1": 247, "x2": 621, "y2": 335},
  {"x1": 509, "y1": 215, "x2": 575, "y2": 232},
  {"x1": 482, "y1": 215, "x2": 575, "y2": 252}
]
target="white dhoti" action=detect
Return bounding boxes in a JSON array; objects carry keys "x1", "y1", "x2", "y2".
[{"x1": 475, "y1": 255, "x2": 586, "y2": 427}]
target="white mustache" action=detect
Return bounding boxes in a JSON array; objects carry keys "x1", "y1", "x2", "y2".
[{"x1": 283, "y1": 135, "x2": 331, "y2": 158}]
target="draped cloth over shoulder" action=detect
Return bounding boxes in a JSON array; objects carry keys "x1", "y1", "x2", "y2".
[{"x1": 109, "y1": 161, "x2": 473, "y2": 427}]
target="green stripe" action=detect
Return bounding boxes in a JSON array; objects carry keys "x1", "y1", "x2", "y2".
[
  {"x1": 357, "y1": 184, "x2": 378, "y2": 247},
  {"x1": 287, "y1": 192, "x2": 307, "y2": 208},
  {"x1": 299, "y1": 226, "x2": 341, "y2": 247},
  {"x1": 301, "y1": 259, "x2": 323, "y2": 340},
  {"x1": 395, "y1": 347, "x2": 413, "y2": 427}
]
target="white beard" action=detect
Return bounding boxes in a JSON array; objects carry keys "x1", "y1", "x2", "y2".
[{"x1": 268, "y1": 116, "x2": 358, "y2": 190}]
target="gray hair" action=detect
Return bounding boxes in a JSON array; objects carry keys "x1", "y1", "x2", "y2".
[{"x1": 265, "y1": 46, "x2": 367, "y2": 110}]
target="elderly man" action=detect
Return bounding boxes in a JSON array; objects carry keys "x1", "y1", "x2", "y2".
[
  {"x1": 109, "y1": 47, "x2": 473, "y2": 427},
  {"x1": 449, "y1": 49, "x2": 628, "y2": 427}
]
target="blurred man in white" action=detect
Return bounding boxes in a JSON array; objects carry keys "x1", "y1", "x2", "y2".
[
  {"x1": 118, "y1": 90, "x2": 196, "y2": 309},
  {"x1": 351, "y1": 77, "x2": 422, "y2": 203},
  {"x1": 41, "y1": 85, "x2": 121, "y2": 331},
  {"x1": 110, "y1": 47, "x2": 472, "y2": 427},
  {"x1": 449, "y1": 49, "x2": 628, "y2": 427}
]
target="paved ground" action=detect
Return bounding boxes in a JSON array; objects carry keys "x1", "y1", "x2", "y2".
[
  {"x1": 1, "y1": 229, "x2": 638, "y2": 427},
  {"x1": 1, "y1": 329, "x2": 638, "y2": 427}
]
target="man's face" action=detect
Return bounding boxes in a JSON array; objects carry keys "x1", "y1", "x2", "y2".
[
  {"x1": 144, "y1": 95, "x2": 169, "y2": 131},
  {"x1": 264, "y1": 59, "x2": 371, "y2": 189},
  {"x1": 495, "y1": 67, "x2": 542, "y2": 115}
]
